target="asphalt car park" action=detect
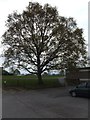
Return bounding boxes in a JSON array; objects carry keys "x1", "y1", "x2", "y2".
[{"x1": 2, "y1": 87, "x2": 89, "y2": 118}]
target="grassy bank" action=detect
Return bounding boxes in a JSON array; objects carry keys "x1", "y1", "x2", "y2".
[{"x1": 2, "y1": 75, "x2": 63, "y2": 89}]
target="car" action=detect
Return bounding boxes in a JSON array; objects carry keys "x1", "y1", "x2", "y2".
[{"x1": 69, "y1": 81, "x2": 90, "y2": 98}]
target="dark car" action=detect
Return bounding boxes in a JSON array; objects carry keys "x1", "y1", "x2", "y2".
[{"x1": 69, "y1": 81, "x2": 90, "y2": 98}]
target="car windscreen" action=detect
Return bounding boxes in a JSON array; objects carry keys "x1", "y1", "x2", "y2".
[
  {"x1": 78, "y1": 82, "x2": 86, "y2": 88},
  {"x1": 87, "y1": 82, "x2": 90, "y2": 88}
]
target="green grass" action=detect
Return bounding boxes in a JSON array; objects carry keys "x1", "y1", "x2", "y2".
[{"x1": 2, "y1": 74, "x2": 63, "y2": 89}]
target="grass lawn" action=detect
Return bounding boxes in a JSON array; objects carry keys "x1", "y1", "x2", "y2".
[{"x1": 2, "y1": 74, "x2": 64, "y2": 89}]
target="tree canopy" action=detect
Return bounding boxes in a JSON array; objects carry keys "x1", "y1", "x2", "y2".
[{"x1": 2, "y1": 2, "x2": 87, "y2": 84}]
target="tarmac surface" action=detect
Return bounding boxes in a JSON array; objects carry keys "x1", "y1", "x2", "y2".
[{"x1": 2, "y1": 87, "x2": 89, "y2": 118}]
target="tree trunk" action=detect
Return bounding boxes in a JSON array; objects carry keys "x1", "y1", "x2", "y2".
[
  {"x1": 37, "y1": 72, "x2": 43, "y2": 85},
  {"x1": 37, "y1": 54, "x2": 43, "y2": 85}
]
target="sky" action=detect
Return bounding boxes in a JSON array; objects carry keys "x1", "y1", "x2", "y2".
[{"x1": 0, "y1": 0, "x2": 89, "y2": 68}]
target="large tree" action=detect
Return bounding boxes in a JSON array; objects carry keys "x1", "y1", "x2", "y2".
[{"x1": 2, "y1": 2, "x2": 87, "y2": 84}]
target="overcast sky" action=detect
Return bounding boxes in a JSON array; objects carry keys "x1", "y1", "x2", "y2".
[{"x1": 0, "y1": 0, "x2": 89, "y2": 67}]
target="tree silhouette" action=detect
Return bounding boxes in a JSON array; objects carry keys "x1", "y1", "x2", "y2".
[{"x1": 2, "y1": 2, "x2": 87, "y2": 84}]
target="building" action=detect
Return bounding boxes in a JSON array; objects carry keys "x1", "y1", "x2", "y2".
[
  {"x1": 79, "y1": 67, "x2": 90, "y2": 81},
  {"x1": 66, "y1": 67, "x2": 90, "y2": 84}
]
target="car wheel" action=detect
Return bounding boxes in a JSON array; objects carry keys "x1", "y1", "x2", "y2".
[{"x1": 71, "y1": 92, "x2": 76, "y2": 97}]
